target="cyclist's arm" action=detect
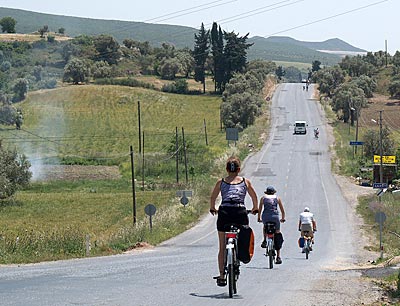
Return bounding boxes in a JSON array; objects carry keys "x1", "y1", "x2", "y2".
[
  {"x1": 257, "y1": 197, "x2": 263, "y2": 222},
  {"x1": 245, "y1": 178, "x2": 258, "y2": 213},
  {"x1": 278, "y1": 198, "x2": 285, "y2": 221},
  {"x1": 312, "y1": 219, "x2": 317, "y2": 231},
  {"x1": 210, "y1": 179, "x2": 222, "y2": 215}
]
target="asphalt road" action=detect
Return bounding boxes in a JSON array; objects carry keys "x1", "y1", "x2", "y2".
[{"x1": 0, "y1": 83, "x2": 365, "y2": 306}]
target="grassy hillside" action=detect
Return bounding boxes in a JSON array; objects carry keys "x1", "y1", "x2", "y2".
[
  {"x1": 1, "y1": 7, "x2": 363, "y2": 65},
  {"x1": 0, "y1": 7, "x2": 197, "y2": 49},
  {"x1": 2, "y1": 85, "x2": 224, "y2": 162}
]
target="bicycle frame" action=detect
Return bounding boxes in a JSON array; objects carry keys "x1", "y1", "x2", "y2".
[{"x1": 225, "y1": 232, "x2": 237, "y2": 265}]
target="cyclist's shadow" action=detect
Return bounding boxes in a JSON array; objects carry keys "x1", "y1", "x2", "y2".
[{"x1": 189, "y1": 292, "x2": 244, "y2": 300}]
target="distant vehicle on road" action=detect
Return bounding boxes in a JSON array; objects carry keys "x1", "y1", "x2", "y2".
[{"x1": 294, "y1": 121, "x2": 307, "y2": 134}]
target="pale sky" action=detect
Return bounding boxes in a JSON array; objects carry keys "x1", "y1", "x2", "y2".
[{"x1": 1, "y1": 0, "x2": 398, "y2": 54}]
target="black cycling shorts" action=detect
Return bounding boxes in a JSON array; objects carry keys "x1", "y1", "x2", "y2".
[{"x1": 217, "y1": 206, "x2": 249, "y2": 232}]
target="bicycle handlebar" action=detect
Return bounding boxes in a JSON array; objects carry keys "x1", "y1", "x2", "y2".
[{"x1": 210, "y1": 208, "x2": 258, "y2": 215}]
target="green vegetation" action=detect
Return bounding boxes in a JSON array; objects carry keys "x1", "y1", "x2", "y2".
[
  {"x1": 0, "y1": 7, "x2": 366, "y2": 67},
  {"x1": 0, "y1": 72, "x2": 274, "y2": 264},
  {"x1": 318, "y1": 50, "x2": 400, "y2": 302}
]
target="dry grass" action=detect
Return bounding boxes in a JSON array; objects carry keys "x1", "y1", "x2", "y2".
[
  {"x1": 360, "y1": 94, "x2": 400, "y2": 130},
  {"x1": 0, "y1": 33, "x2": 72, "y2": 42}
]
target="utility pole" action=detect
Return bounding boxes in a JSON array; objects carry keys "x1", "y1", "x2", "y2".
[
  {"x1": 355, "y1": 108, "x2": 360, "y2": 154},
  {"x1": 379, "y1": 110, "x2": 383, "y2": 184},
  {"x1": 378, "y1": 110, "x2": 384, "y2": 259},
  {"x1": 138, "y1": 101, "x2": 141, "y2": 154},
  {"x1": 385, "y1": 40, "x2": 388, "y2": 67},
  {"x1": 130, "y1": 145, "x2": 136, "y2": 225}
]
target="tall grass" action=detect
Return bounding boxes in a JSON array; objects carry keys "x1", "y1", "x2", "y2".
[
  {"x1": 0, "y1": 179, "x2": 207, "y2": 264},
  {"x1": 357, "y1": 193, "x2": 400, "y2": 256}
]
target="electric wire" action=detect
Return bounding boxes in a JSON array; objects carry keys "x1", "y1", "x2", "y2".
[
  {"x1": 255, "y1": 0, "x2": 389, "y2": 41},
  {"x1": 95, "y1": 0, "x2": 238, "y2": 38}
]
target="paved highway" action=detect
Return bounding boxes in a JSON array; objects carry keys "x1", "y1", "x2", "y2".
[{"x1": 0, "y1": 83, "x2": 366, "y2": 305}]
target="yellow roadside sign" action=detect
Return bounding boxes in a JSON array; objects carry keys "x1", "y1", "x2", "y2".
[{"x1": 374, "y1": 155, "x2": 396, "y2": 164}]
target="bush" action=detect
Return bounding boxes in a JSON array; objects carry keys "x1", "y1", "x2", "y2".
[
  {"x1": 388, "y1": 80, "x2": 400, "y2": 98},
  {"x1": 37, "y1": 78, "x2": 57, "y2": 89},
  {"x1": 94, "y1": 77, "x2": 155, "y2": 89},
  {"x1": 174, "y1": 79, "x2": 188, "y2": 94},
  {"x1": 161, "y1": 83, "x2": 176, "y2": 93},
  {"x1": 0, "y1": 104, "x2": 17, "y2": 125}
]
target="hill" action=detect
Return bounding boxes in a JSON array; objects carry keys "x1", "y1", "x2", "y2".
[
  {"x1": 248, "y1": 36, "x2": 343, "y2": 66},
  {"x1": 0, "y1": 7, "x2": 198, "y2": 49},
  {"x1": 264, "y1": 36, "x2": 366, "y2": 52},
  {"x1": 1, "y1": 7, "x2": 365, "y2": 65}
]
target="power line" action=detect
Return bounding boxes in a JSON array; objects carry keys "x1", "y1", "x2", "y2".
[
  {"x1": 89, "y1": 0, "x2": 390, "y2": 64},
  {"x1": 141, "y1": 0, "x2": 304, "y2": 42},
  {"x1": 255, "y1": 0, "x2": 389, "y2": 40},
  {"x1": 99, "y1": 0, "x2": 238, "y2": 38}
]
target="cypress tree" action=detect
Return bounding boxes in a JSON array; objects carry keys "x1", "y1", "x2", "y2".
[
  {"x1": 193, "y1": 23, "x2": 209, "y2": 93},
  {"x1": 210, "y1": 23, "x2": 224, "y2": 93}
]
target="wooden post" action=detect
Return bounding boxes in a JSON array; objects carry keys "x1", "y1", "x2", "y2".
[{"x1": 130, "y1": 145, "x2": 137, "y2": 225}]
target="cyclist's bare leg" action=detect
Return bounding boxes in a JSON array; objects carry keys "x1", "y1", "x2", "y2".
[
  {"x1": 275, "y1": 230, "x2": 281, "y2": 258},
  {"x1": 218, "y1": 231, "x2": 226, "y2": 278}
]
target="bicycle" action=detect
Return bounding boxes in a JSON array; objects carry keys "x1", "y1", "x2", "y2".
[
  {"x1": 226, "y1": 224, "x2": 241, "y2": 297},
  {"x1": 214, "y1": 210, "x2": 255, "y2": 298},
  {"x1": 264, "y1": 222, "x2": 276, "y2": 269},
  {"x1": 302, "y1": 230, "x2": 314, "y2": 259}
]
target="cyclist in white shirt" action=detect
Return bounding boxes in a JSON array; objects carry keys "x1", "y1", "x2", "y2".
[{"x1": 298, "y1": 207, "x2": 317, "y2": 242}]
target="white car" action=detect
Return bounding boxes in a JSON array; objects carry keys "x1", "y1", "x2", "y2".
[{"x1": 294, "y1": 121, "x2": 307, "y2": 134}]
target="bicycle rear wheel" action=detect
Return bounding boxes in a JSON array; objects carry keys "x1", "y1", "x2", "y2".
[
  {"x1": 305, "y1": 241, "x2": 310, "y2": 259},
  {"x1": 269, "y1": 250, "x2": 274, "y2": 268},
  {"x1": 228, "y1": 263, "x2": 234, "y2": 298},
  {"x1": 267, "y1": 241, "x2": 274, "y2": 269}
]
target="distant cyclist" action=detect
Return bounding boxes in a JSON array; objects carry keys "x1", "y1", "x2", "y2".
[
  {"x1": 210, "y1": 156, "x2": 258, "y2": 286},
  {"x1": 258, "y1": 186, "x2": 285, "y2": 264},
  {"x1": 298, "y1": 207, "x2": 317, "y2": 246},
  {"x1": 314, "y1": 128, "x2": 319, "y2": 139}
]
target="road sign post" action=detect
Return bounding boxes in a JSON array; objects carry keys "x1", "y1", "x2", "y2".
[
  {"x1": 349, "y1": 141, "x2": 364, "y2": 146},
  {"x1": 375, "y1": 211, "x2": 386, "y2": 260},
  {"x1": 144, "y1": 204, "x2": 157, "y2": 231},
  {"x1": 373, "y1": 183, "x2": 388, "y2": 189}
]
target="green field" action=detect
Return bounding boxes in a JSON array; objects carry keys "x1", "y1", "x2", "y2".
[
  {"x1": 4, "y1": 85, "x2": 224, "y2": 159},
  {"x1": 0, "y1": 83, "x2": 271, "y2": 264}
]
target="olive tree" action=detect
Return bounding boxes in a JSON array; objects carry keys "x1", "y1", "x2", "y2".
[
  {"x1": 363, "y1": 126, "x2": 395, "y2": 159},
  {"x1": 0, "y1": 17, "x2": 16, "y2": 33},
  {"x1": 332, "y1": 83, "x2": 367, "y2": 123},
  {"x1": 12, "y1": 78, "x2": 28, "y2": 102},
  {"x1": 63, "y1": 58, "x2": 90, "y2": 84},
  {"x1": 221, "y1": 73, "x2": 263, "y2": 130},
  {"x1": 388, "y1": 80, "x2": 400, "y2": 98},
  {"x1": 0, "y1": 146, "x2": 31, "y2": 200}
]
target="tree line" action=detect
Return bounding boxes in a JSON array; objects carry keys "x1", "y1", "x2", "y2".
[{"x1": 312, "y1": 51, "x2": 400, "y2": 162}]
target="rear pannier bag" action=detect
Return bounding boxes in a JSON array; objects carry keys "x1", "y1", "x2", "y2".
[{"x1": 237, "y1": 225, "x2": 254, "y2": 264}]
